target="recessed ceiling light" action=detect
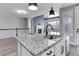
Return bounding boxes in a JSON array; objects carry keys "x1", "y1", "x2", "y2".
[
  {"x1": 28, "y1": 3, "x2": 38, "y2": 11},
  {"x1": 16, "y1": 10, "x2": 27, "y2": 15}
]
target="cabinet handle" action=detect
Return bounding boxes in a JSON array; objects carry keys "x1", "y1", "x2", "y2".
[
  {"x1": 47, "y1": 51, "x2": 52, "y2": 55},
  {"x1": 53, "y1": 55, "x2": 55, "y2": 56},
  {"x1": 61, "y1": 46, "x2": 64, "y2": 54},
  {"x1": 76, "y1": 29, "x2": 79, "y2": 32}
]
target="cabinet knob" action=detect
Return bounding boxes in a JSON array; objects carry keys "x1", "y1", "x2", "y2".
[
  {"x1": 76, "y1": 29, "x2": 79, "y2": 32},
  {"x1": 53, "y1": 55, "x2": 55, "y2": 56}
]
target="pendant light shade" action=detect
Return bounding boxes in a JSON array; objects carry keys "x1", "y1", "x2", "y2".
[
  {"x1": 49, "y1": 7, "x2": 55, "y2": 15},
  {"x1": 28, "y1": 3, "x2": 38, "y2": 11}
]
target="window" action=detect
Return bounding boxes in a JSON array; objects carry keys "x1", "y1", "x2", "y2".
[{"x1": 48, "y1": 20, "x2": 59, "y2": 26}]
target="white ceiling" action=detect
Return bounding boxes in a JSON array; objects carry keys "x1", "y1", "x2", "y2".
[{"x1": 0, "y1": 3, "x2": 76, "y2": 18}]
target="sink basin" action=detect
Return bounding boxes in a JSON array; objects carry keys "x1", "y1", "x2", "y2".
[
  {"x1": 45, "y1": 35, "x2": 61, "y2": 40},
  {"x1": 44, "y1": 35, "x2": 61, "y2": 46}
]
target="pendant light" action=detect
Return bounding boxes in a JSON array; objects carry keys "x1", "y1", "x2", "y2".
[
  {"x1": 28, "y1": 3, "x2": 38, "y2": 11},
  {"x1": 49, "y1": 4, "x2": 55, "y2": 15}
]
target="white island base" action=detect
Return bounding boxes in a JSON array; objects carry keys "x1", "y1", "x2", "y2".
[{"x1": 16, "y1": 35, "x2": 65, "y2": 56}]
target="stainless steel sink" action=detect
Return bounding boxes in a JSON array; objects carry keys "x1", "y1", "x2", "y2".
[{"x1": 47, "y1": 39, "x2": 56, "y2": 46}]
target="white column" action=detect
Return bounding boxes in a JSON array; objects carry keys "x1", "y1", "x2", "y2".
[{"x1": 27, "y1": 18, "x2": 32, "y2": 34}]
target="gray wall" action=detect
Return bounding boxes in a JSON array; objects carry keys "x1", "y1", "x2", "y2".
[
  {"x1": 32, "y1": 15, "x2": 44, "y2": 34},
  {"x1": 0, "y1": 16, "x2": 28, "y2": 39}
]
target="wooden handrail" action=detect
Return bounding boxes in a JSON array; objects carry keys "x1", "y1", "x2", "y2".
[{"x1": 0, "y1": 28, "x2": 30, "y2": 36}]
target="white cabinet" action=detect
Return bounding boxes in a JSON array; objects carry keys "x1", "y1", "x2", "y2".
[
  {"x1": 55, "y1": 43, "x2": 64, "y2": 56},
  {"x1": 40, "y1": 46, "x2": 55, "y2": 56},
  {"x1": 17, "y1": 41, "x2": 22, "y2": 56},
  {"x1": 55, "y1": 46, "x2": 62, "y2": 56},
  {"x1": 55, "y1": 39, "x2": 64, "y2": 56},
  {"x1": 55, "y1": 45, "x2": 64, "y2": 56},
  {"x1": 55, "y1": 39, "x2": 63, "y2": 50},
  {"x1": 41, "y1": 39, "x2": 65, "y2": 56},
  {"x1": 17, "y1": 41, "x2": 32, "y2": 56},
  {"x1": 21, "y1": 46, "x2": 32, "y2": 56}
]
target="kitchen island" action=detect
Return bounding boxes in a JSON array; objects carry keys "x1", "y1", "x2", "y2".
[{"x1": 16, "y1": 34, "x2": 65, "y2": 56}]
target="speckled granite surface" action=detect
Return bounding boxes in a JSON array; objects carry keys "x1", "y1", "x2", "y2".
[{"x1": 16, "y1": 34, "x2": 62, "y2": 55}]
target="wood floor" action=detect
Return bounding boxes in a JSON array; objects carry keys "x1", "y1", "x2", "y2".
[
  {"x1": 68, "y1": 45, "x2": 79, "y2": 56},
  {"x1": 0, "y1": 37, "x2": 17, "y2": 56}
]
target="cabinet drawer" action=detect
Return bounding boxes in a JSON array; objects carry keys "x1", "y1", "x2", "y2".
[
  {"x1": 55, "y1": 40, "x2": 64, "y2": 50},
  {"x1": 41, "y1": 46, "x2": 54, "y2": 56}
]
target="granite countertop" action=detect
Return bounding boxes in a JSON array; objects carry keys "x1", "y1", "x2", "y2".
[{"x1": 16, "y1": 34, "x2": 63, "y2": 56}]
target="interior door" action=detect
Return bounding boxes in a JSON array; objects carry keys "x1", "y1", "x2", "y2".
[
  {"x1": 61, "y1": 8, "x2": 74, "y2": 55},
  {"x1": 62, "y1": 9, "x2": 74, "y2": 44}
]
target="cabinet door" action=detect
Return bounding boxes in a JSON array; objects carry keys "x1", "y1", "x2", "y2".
[
  {"x1": 41, "y1": 50, "x2": 54, "y2": 56},
  {"x1": 55, "y1": 40, "x2": 62, "y2": 50},
  {"x1": 17, "y1": 41, "x2": 32, "y2": 56},
  {"x1": 40, "y1": 46, "x2": 55, "y2": 56},
  {"x1": 55, "y1": 39, "x2": 65, "y2": 56},
  {"x1": 55, "y1": 45, "x2": 64, "y2": 56},
  {"x1": 60, "y1": 45, "x2": 64, "y2": 56},
  {"x1": 17, "y1": 41, "x2": 22, "y2": 56},
  {"x1": 21, "y1": 45, "x2": 32, "y2": 56}
]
